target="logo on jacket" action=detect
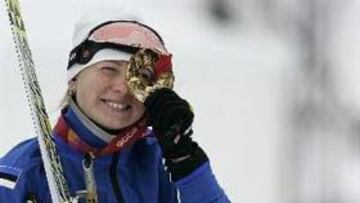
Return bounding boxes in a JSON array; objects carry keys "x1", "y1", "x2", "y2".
[{"x1": 115, "y1": 127, "x2": 138, "y2": 148}]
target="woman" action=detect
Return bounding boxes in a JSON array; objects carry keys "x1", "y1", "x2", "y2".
[{"x1": 0, "y1": 11, "x2": 230, "y2": 203}]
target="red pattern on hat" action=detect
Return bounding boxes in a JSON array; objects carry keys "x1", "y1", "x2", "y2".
[{"x1": 90, "y1": 22, "x2": 167, "y2": 54}]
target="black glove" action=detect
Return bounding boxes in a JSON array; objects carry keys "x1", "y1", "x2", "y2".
[
  {"x1": 145, "y1": 88, "x2": 194, "y2": 159},
  {"x1": 145, "y1": 88, "x2": 208, "y2": 181}
]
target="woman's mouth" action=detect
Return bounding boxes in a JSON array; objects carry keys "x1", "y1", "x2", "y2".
[{"x1": 101, "y1": 99, "x2": 131, "y2": 111}]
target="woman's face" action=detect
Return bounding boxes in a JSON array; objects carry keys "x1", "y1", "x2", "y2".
[{"x1": 70, "y1": 60, "x2": 145, "y2": 130}]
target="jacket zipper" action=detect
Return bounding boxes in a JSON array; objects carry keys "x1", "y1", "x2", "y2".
[{"x1": 110, "y1": 153, "x2": 125, "y2": 203}]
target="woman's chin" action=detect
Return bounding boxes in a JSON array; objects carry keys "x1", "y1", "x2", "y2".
[{"x1": 100, "y1": 120, "x2": 129, "y2": 131}]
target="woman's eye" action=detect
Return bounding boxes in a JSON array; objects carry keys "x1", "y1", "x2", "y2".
[{"x1": 101, "y1": 67, "x2": 118, "y2": 73}]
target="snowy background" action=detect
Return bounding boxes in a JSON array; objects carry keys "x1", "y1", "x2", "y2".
[{"x1": 1, "y1": 0, "x2": 360, "y2": 202}]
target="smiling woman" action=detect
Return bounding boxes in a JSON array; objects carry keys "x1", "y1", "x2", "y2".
[
  {"x1": 71, "y1": 60, "x2": 145, "y2": 130},
  {"x1": 0, "y1": 8, "x2": 231, "y2": 203}
]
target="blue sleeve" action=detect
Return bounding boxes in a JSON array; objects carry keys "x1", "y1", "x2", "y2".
[
  {"x1": 175, "y1": 162, "x2": 231, "y2": 203},
  {"x1": 0, "y1": 139, "x2": 50, "y2": 202},
  {"x1": 0, "y1": 164, "x2": 28, "y2": 202},
  {"x1": 0, "y1": 163, "x2": 49, "y2": 203}
]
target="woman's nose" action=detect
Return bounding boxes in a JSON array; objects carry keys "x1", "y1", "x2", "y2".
[{"x1": 111, "y1": 77, "x2": 129, "y2": 95}]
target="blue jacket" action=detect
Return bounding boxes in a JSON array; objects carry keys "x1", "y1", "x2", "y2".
[{"x1": 0, "y1": 106, "x2": 230, "y2": 203}]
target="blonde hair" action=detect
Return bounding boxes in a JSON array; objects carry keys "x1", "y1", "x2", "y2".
[{"x1": 58, "y1": 88, "x2": 74, "y2": 110}]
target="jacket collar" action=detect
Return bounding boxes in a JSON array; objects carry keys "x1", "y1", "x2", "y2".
[{"x1": 53, "y1": 100, "x2": 148, "y2": 156}]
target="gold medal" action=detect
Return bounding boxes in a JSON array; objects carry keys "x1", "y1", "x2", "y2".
[{"x1": 126, "y1": 49, "x2": 175, "y2": 103}]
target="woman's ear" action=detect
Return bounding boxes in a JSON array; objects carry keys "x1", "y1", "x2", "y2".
[{"x1": 68, "y1": 78, "x2": 77, "y2": 90}]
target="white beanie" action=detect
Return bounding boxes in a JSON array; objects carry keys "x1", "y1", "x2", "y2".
[{"x1": 67, "y1": 8, "x2": 168, "y2": 82}]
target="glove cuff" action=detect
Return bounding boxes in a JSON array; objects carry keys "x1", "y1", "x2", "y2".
[{"x1": 165, "y1": 143, "x2": 208, "y2": 182}]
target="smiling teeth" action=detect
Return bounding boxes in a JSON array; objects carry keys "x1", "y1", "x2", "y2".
[{"x1": 105, "y1": 101, "x2": 129, "y2": 111}]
